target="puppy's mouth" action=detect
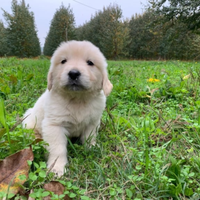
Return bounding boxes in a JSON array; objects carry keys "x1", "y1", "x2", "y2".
[{"x1": 66, "y1": 80, "x2": 86, "y2": 91}]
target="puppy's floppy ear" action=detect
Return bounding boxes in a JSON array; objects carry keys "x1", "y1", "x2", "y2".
[
  {"x1": 102, "y1": 71, "x2": 113, "y2": 96},
  {"x1": 47, "y1": 67, "x2": 53, "y2": 91}
]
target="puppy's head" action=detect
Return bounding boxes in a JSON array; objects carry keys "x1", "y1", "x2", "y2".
[{"x1": 47, "y1": 40, "x2": 112, "y2": 96}]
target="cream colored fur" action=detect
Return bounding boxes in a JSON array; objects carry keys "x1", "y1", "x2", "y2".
[{"x1": 22, "y1": 41, "x2": 113, "y2": 176}]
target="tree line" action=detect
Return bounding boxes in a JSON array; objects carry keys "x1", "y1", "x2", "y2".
[
  {"x1": 0, "y1": 0, "x2": 41, "y2": 57},
  {"x1": 0, "y1": 0, "x2": 200, "y2": 60}
]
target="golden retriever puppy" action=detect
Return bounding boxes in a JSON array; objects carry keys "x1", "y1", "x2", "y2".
[{"x1": 23, "y1": 40, "x2": 113, "y2": 176}]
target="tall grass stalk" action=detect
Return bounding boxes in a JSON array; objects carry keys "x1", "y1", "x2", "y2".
[{"x1": 0, "y1": 98, "x2": 12, "y2": 152}]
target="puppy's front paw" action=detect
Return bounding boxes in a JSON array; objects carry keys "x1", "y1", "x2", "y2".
[
  {"x1": 48, "y1": 159, "x2": 67, "y2": 177},
  {"x1": 51, "y1": 165, "x2": 66, "y2": 177}
]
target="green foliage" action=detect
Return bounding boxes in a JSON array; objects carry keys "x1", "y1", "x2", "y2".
[
  {"x1": 76, "y1": 4, "x2": 129, "y2": 59},
  {"x1": 2, "y1": 0, "x2": 41, "y2": 57},
  {"x1": 149, "y1": 0, "x2": 200, "y2": 32},
  {"x1": 0, "y1": 21, "x2": 8, "y2": 56},
  {"x1": 128, "y1": 11, "x2": 200, "y2": 60},
  {"x1": 0, "y1": 57, "x2": 48, "y2": 159},
  {"x1": 1, "y1": 58, "x2": 200, "y2": 199},
  {"x1": 158, "y1": 22, "x2": 196, "y2": 59},
  {"x1": 1, "y1": 1, "x2": 199, "y2": 60},
  {"x1": 128, "y1": 12, "x2": 158, "y2": 59},
  {"x1": 76, "y1": 3, "x2": 200, "y2": 60},
  {"x1": 27, "y1": 160, "x2": 94, "y2": 199},
  {"x1": 43, "y1": 4, "x2": 76, "y2": 56}
]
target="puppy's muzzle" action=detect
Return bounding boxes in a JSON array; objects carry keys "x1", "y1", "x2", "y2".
[
  {"x1": 67, "y1": 69, "x2": 85, "y2": 91},
  {"x1": 68, "y1": 70, "x2": 81, "y2": 80}
]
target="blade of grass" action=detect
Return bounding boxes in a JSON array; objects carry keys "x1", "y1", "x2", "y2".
[{"x1": 0, "y1": 98, "x2": 12, "y2": 152}]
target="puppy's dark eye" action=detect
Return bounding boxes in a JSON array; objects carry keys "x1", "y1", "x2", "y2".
[
  {"x1": 61, "y1": 59, "x2": 67, "y2": 64},
  {"x1": 87, "y1": 60, "x2": 94, "y2": 66}
]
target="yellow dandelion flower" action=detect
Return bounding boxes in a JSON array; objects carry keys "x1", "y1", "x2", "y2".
[{"x1": 147, "y1": 78, "x2": 160, "y2": 83}]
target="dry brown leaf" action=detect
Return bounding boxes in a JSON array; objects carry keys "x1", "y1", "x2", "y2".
[
  {"x1": 43, "y1": 181, "x2": 71, "y2": 200},
  {"x1": 0, "y1": 147, "x2": 34, "y2": 197}
]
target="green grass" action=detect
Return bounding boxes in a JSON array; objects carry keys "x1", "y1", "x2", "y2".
[{"x1": 1, "y1": 57, "x2": 200, "y2": 199}]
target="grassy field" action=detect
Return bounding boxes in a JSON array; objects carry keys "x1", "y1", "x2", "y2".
[{"x1": 1, "y1": 57, "x2": 200, "y2": 199}]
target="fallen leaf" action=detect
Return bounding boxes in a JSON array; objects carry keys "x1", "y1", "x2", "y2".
[
  {"x1": 43, "y1": 181, "x2": 71, "y2": 200},
  {"x1": 0, "y1": 147, "x2": 34, "y2": 197}
]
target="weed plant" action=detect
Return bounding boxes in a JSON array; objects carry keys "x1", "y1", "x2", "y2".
[{"x1": 0, "y1": 57, "x2": 200, "y2": 199}]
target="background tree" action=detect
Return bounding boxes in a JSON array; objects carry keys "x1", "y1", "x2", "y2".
[
  {"x1": 128, "y1": 12, "x2": 158, "y2": 59},
  {"x1": 148, "y1": 0, "x2": 200, "y2": 32},
  {"x1": 158, "y1": 22, "x2": 197, "y2": 59},
  {"x1": 76, "y1": 4, "x2": 129, "y2": 59},
  {"x1": 2, "y1": 0, "x2": 41, "y2": 57},
  {"x1": 128, "y1": 10, "x2": 199, "y2": 60},
  {"x1": 0, "y1": 21, "x2": 8, "y2": 56},
  {"x1": 98, "y1": 4, "x2": 128, "y2": 59},
  {"x1": 43, "y1": 4, "x2": 76, "y2": 56}
]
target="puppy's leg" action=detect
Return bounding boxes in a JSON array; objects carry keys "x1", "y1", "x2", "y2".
[
  {"x1": 81, "y1": 121, "x2": 100, "y2": 147},
  {"x1": 42, "y1": 120, "x2": 68, "y2": 176}
]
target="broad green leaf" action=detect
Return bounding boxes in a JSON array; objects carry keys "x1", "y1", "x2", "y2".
[{"x1": 0, "y1": 99, "x2": 6, "y2": 128}]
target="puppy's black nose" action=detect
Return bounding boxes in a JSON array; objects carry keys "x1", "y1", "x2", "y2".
[{"x1": 68, "y1": 70, "x2": 81, "y2": 80}]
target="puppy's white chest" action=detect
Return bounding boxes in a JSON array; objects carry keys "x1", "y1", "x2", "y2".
[
  {"x1": 62, "y1": 111, "x2": 92, "y2": 137},
  {"x1": 47, "y1": 91, "x2": 105, "y2": 137}
]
